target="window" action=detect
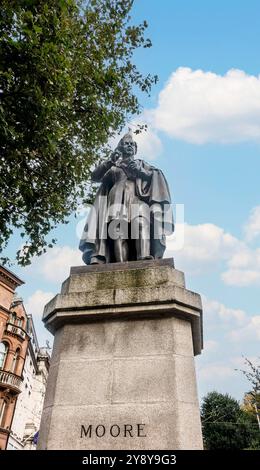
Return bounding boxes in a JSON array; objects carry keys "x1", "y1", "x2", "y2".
[
  {"x1": 0, "y1": 400, "x2": 7, "y2": 427},
  {"x1": 26, "y1": 318, "x2": 31, "y2": 334},
  {"x1": 11, "y1": 348, "x2": 20, "y2": 374},
  {"x1": 0, "y1": 342, "x2": 8, "y2": 369},
  {"x1": 9, "y1": 312, "x2": 16, "y2": 324},
  {"x1": 16, "y1": 317, "x2": 22, "y2": 327}
]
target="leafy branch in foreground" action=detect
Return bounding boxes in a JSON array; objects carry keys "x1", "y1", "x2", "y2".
[{"x1": 0, "y1": 0, "x2": 157, "y2": 265}]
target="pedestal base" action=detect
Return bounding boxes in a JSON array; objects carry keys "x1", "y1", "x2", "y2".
[{"x1": 38, "y1": 259, "x2": 203, "y2": 450}]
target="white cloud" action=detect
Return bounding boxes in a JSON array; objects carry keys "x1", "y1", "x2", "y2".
[
  {"x1": 227, "y1": 247, "x2": 255, "y2": 269},
  {"x1": 204, "y1": 340, "x2": 219, "y2": 353},
  {"x1": 202, "y1": 294, "x2": 260, "y2": 343},
  {"x1": 25, "y1": 289, "x2": 54, "y2": 317},
  {"x1": 221, "y1": 269, "x2": 260, "y2": 286},
  {"x1": 244, "y1": 206, "x2": 260, "y2": 241},
  {"x1": 222, "y1": 246, "x2": 260, "y2": 286},
  {"x1": 166, "y1": 222, "x2": 241, "y2": 274},
  {"x1": 199, "y1": 363, "x2": 236, "y2": 380},
  {"x1": 148, "y1": 67, "x2": 260, "y2": 144},
  {"x1": 229, "y1": 315, "x2": 260, "y2": 342},
  {"x1": 24, "y1": 245, "x2": 83, "y2": 284},
  {"x1": 202, "y1": 296, "x2": 247, "y2": 327},
  {"x1": 196, "y1": 295, "x2": 259, "y2": 396},
  {"x1": 164, "y1": 209, "x2": 260, "y2": 286}
]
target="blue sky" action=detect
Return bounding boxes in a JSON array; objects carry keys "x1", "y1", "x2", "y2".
[{"x1": 7, "y1": 0, "x2": 260, "y2": 403}]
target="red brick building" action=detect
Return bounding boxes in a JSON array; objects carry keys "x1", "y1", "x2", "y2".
[{"x1": 0, "y1": 265, "x2": 29, "y2": 450}]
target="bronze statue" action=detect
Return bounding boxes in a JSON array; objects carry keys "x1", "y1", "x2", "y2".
[{"x1": 79, "y1": 131, "x2": 174, "y2": 264}]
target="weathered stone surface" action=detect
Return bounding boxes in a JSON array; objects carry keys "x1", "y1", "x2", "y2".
[
  {"x1": 39, "y1": 403, "x2": 183, "y2": 450},
  {"x1": 38, "y1": 259, "x2": 203, "y2": 450},
  {"x1": 41, "y1": 402, "x2": 204, "y2": 450},
  {"x1": 43, "y1": 258, "x2": 202, "y2": 355},
  {"x1": 61, "y1": 259, "x2": 184, "y2": 294}
]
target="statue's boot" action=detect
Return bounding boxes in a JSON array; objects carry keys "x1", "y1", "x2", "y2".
[{"x1": 90, "y1": 255, "x2": 106, "y2": 265}]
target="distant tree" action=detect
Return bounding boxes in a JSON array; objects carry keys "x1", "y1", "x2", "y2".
[
  {"x1": 0, "y1": 0, "x2": 157, "y2": 266},
  {"x1": 241, "y1": 393, "x2": 260, "y2": 449},
  {"x1": 201, "y1": 391, "x2": 256, "y2": 449},
  {"x1": 242, "y1": 392, "x2": 260, "y2": 420},
  {"x1": 237, "y1": 357, "x2": 260, "y2": 433}
]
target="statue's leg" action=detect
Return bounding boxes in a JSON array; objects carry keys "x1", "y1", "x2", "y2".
[
  {"x1": 135, "y1": 216, "x2": 153, "y2": 260},
  {"x1": 112, "y1": 219, "x2": 129, "y2": 262},
  {"x1": 114, "y1": 238, "x2": 129, "y2": 262}
]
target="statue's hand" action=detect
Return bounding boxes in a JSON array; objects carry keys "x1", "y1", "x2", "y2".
[
  {"x1": 110, "y1": 150, "x2": 122, "y2": 164},
  {"x1": 127, "y1": 159, "x2": 139, "y2": 173},
  {"x1": 127, "y1": 159, "x2": 151, "y2": 181}
]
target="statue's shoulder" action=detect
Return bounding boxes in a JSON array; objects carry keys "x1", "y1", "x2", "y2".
[{"x1": 136, "y1": 158, "x2": 156, "y2": 169}]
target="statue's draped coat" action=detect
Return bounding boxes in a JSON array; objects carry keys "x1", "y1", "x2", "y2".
[{"x1": 79, "y1": 159, "x2": 174, "y2": 264}]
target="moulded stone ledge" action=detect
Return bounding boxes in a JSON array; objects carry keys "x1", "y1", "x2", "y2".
[{"x1": 42, "y1": 259, "x2": 203, "y2": 355}]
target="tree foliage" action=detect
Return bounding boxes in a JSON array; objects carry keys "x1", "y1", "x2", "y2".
[
  {"x1": 238, "y1": 357, "x2": 260, "y2": 401},
  {"x1": 201, "y1": 391, "x2": 259, "y2": 450},
  {"x1": 0, "y1": 0, "x2": 157, "y2": 265},
  {"x1": 238, "y1": 357, "x2": 260, "y2": 440}
]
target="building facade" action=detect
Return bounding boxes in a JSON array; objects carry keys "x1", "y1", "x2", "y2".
[
  {"x1": 8, "y1": 320, "x2": 50, "y2": 450},
  {"x1": 0, "y1": 265, "x2": 50, "y2": 450},
  {"x1": 0, "y1": 266, "x2": 27, "y2": 450}
]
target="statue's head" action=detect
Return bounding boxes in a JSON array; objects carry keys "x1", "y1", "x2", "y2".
[{"x1": 117, "y1": 130, "x2": 137, "y2": 159}]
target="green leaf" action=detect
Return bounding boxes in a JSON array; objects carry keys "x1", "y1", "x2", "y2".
[{"x1": 0, "y1": 0, "x2": 157, "y2": 266}]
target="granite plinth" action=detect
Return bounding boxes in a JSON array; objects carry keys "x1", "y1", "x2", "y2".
[{"x1": 38, "y1": 258, "x2": 203, "y2": 450}]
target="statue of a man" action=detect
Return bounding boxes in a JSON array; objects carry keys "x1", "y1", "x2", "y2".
[{"x1": 79, "y1": 131, "x2": 174, "y2": 264}]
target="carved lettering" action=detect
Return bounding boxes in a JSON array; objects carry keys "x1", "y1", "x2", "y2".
[
  {"x1": 80, "y1": 425, "x2": 92, "y2": 438},
  {"x1": 96, "y1": 425, "x2": 106, "y2": 437},
  {"x1": 110, "y1": 424, "x2": 120, "y2": 437},
  {"x1": 80, "y1": 423, "x2": 146, "y2": 438}
]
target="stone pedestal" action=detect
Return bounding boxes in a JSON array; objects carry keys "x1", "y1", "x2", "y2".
[{"x1": 38, "y1": 258, "x2": 203, "y2": 450}]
